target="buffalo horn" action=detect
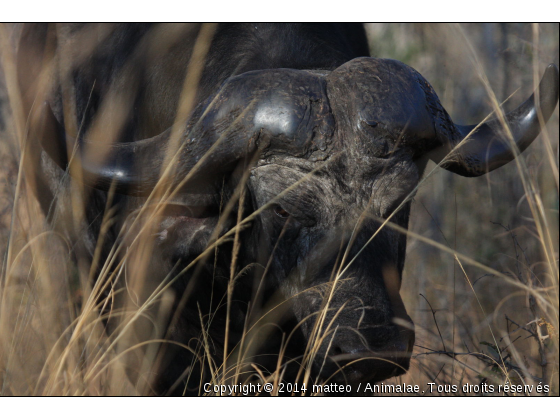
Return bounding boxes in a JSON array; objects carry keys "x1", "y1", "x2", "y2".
[
  {"x1": 38, "y1": 69, "x2": 328, "y2": 195},
  {"x1": 434, "y1": 64, "x2": 559, "y2": 177}
]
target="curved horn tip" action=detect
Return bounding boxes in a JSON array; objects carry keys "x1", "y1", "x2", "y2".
[
  {"x1": 543, "y1": 63, "x2": 559, "y2": 100},
  {"x1": 536, "y1": 63, "x2": 559, "y2": 125}
]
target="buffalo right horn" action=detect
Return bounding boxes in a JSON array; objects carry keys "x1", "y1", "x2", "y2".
[{"x1": 38, "y1": 69, "x2": 332, "y2": 196}]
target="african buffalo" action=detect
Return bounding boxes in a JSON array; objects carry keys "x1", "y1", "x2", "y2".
[{"x1": 16, "y1": 23, "x2": 559, "y2": 395}]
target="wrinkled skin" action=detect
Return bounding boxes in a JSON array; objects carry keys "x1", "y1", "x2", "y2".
[
  {"x1": 148, "y1": 59, "x2": 436, "y2": 390},
  {"x1": 246, "y1": 158, "x2": 417, "y2": 383}
]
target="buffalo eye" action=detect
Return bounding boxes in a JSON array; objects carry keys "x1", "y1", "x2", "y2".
[
  {"x1": 361, "y1": 119, "x2": 378, "y2": 128},
  {"x1": 274, "y1": 205, "x2": 290, "y2": 219}
]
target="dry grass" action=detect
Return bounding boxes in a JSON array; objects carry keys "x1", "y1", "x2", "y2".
[{"x1": 0, "y1": 23, "x2": 558, "y2": 396}]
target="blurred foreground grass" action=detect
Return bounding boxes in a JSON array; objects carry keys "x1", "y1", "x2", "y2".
[{"x1": 0, "y1": 23, "x2": 558, "y2": 395}]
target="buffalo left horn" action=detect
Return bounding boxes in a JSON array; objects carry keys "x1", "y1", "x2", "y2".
[{"x1": 430, "y1": 64, "x2": 559, "y2": 177}]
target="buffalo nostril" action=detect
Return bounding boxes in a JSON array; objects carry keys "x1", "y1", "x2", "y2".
[{"x1": 331, "y1": 346, "x2": 343, "y2": 356}]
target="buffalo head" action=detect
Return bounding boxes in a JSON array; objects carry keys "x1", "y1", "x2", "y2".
[{"x1": 29, "y1": 44, "x2": 559, "y2": 390}]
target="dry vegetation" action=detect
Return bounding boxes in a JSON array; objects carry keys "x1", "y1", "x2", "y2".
[{"x1": 0, "y1": 23, "x2": 558, "y2": 396}]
